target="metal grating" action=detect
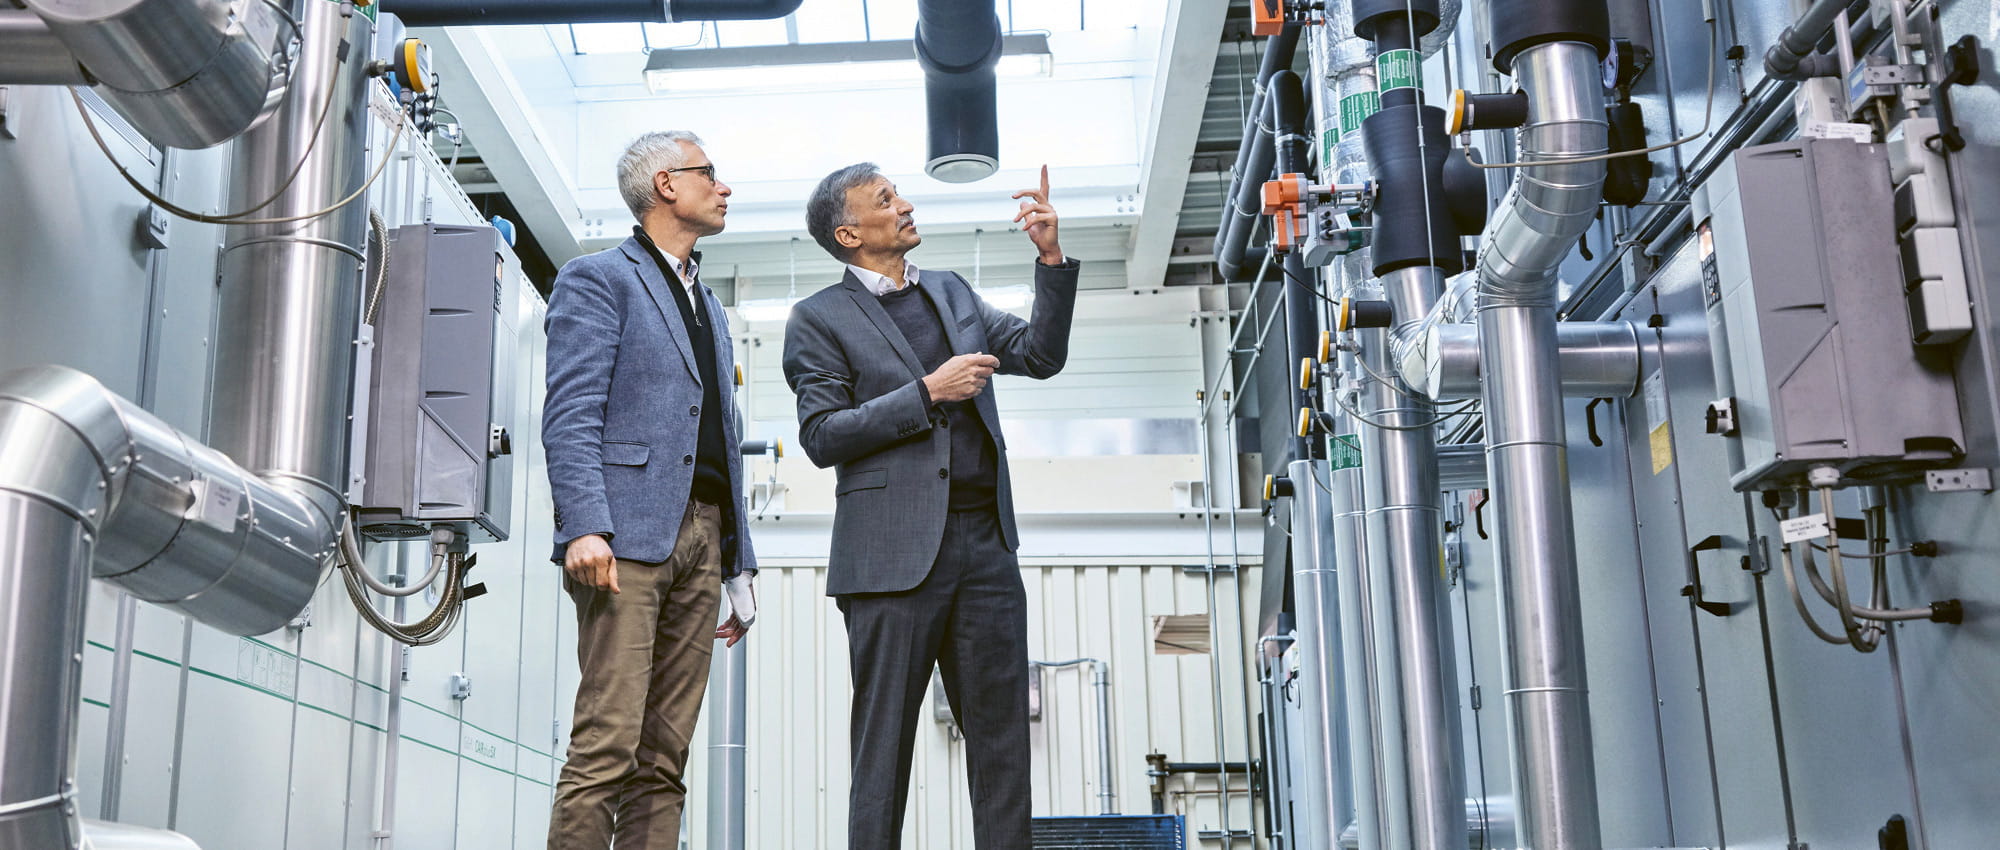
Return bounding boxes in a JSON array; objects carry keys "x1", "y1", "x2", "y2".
[{"x1": 1030, "y1": 815, "x2": 1187, "y2": 849}]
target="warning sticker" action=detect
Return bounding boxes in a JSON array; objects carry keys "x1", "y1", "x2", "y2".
[
  {"x1": 1330, "y1": 434, "x2": 1363, "y2": 470},
  {"x1": 1376, "y1": 49, "x2": 1421, "y2": 92},
  {"x1": 1643, "y1": 370, "x2": 1672, "y2": 474},
  {"x1": 1339, "y1": 91, "x2": 1380, "y2": 137},
  {"x1": 189, "y1": 476, "x2": 242, "y2": 533}
]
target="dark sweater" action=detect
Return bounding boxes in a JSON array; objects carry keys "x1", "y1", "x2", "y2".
[
  {"x1": 877, "y1": 283, "x2": 998, "y2": 511},
  {"x1": 634, "y1": 227, "x2": 730, "y2": 508}
]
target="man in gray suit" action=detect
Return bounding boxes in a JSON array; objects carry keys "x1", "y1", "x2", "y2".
[
  {"x1": 784, "y1": 163, "x2": 1077, "y2": 848},
  {"x1": 542, "y1": 130, "x2": 755, "y2": 850}
]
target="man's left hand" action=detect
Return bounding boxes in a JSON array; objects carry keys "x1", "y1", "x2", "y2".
[
  {"x1": 1013, "y1": 164, "x2": 1063, "y2": 265},
  {"x1": 716, "y1": 577, "x2": 755, "y2": 647}
]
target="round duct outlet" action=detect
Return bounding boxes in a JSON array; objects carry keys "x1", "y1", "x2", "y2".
[{"x1": 926, "y1": 153, "x2": 998, "y2": 184}]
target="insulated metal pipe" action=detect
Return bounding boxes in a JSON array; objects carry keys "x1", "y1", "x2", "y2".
[
  {"x1": 1437, "y1": 443, "x2": 1488, "y2": 491},
  {"x1": 1420, "y1": 322, "x2": 1641, "y2": 399},
  {"x1": 1033, "y1": 659, "x2": 1119, "y2": 815},
  {"x1": 0, "y1": 365, "x2": 343, "y2": 849},
  {"x1": 1288, "y1": 458, "x2": 1352, "y2": 845},
  {"x1": 1473, "y1": 37, "x2": 1609, "y2": 850},
  {"x1": 1215, "y1": 25, "x2": 1303, "y2": 280},
  {"x1": 22, "y1": 0, "x2": 292, "y2": 149},
  {"x1": 915, "y1": 0, "x2": 1002, "y2": 181},
  {"x1": 209, "y1": 0, "x2": 374, "y2": 560},
  {"x1": 706, "y1": 640, "x2": 748, "y2": 849},
  {"x1": 0, "y1": 9, "x2": 89, "y2": 85},
  {"x1": 1359, "y1": 264, "x2": 1467, "y2": 850}
]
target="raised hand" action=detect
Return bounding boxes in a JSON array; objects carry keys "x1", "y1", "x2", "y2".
[{"x1": 1012, "y1": 164, "x2": 1063, "y2": 265}]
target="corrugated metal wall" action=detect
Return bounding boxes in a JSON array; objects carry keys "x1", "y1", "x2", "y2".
[{"x1": 678, "y1": 561, "x2": 1267, "y2": 850}]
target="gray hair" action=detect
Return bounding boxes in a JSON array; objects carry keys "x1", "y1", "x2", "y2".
[
  {"x1": 616, "y1": 130, "x2": 704, "y2": 221},
  {"x1": 806, "y1": 162, "x2": 884, "y2": 261}
]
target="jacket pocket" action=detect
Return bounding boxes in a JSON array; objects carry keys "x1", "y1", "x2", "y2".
[
  {"x1": 602, "y1": 441, "x2": 650, "y2": 466},
  {"x1": 835, "y1": 468, "x2": 888, "y2": 496}
]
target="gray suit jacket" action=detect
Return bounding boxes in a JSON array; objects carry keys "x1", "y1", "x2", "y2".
[
  {"x1": 782, "y1": 261, "x2": 1079, "y2": 595},
  {"x1": 541, "y1": 236, "x2": 755, "y2": 577}
]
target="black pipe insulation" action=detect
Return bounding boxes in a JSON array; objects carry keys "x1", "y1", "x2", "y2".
[
  {"x1": 915, "y1": 0, "x2": 1003, "y2": 182},
  {"x1": 387, "y1": 0, "x2": 803, "y2": 26},
  {"x1": 1360, "y1": 103, "x2": 1465, "y2": 275},
  {"x1": 1271, "y1": 70, "x2": 1321, "y2": 462},
  {"x1": 1351, "y1": 0, "x2": 1439, "y2": 45},
  {"x1": 1214, "y1": 25, "x2": 1302, "y2": 282},
  {"x1": 1487, "y1": 0, "x2": 1610, "y2": 74}
]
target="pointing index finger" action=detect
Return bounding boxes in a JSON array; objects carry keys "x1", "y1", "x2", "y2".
[{"x1": 1040, "y1": 164, "x2": 1050, "y2": 201}]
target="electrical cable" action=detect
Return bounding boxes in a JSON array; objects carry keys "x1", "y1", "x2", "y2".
[
  {"x1": 365, "y1": 209, "x2": 392, "y2": 324},
  {"x1": 71, "y1": 78, "x2": 408, "y2": 227},
  {"x1": 1330, "y1": 386, "x2": 1479, "y2": 432},
  {"x1": 1466, "y1": 19, "x2": 1719, "y2": 169},
  {"x1": 68, "y1": 5, "x2": 346, "y2": 224}
]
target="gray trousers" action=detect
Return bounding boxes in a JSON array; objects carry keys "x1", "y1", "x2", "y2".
[{"x1": 837, "y1": 509, "x2": 1033, "y2": 849}]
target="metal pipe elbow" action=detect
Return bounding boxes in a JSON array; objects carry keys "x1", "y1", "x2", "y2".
[
  {"x1": 25, "y1": 0, "x2": 294, "y2": 149},
  {"x1": 0, "y1": 365, "x2": 334, "y2": 637},
  {"x1": 1475, "y1": 41, "x2": 1608, "y2": 308}
]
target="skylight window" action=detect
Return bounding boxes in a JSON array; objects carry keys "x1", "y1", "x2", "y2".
[{"x1": 557, "y1": 0, "x2": 1138, "y2": 55}]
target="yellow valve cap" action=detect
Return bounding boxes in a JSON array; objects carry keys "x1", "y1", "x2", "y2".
[
  {"x1": 1297, "y1": 406, "x2": 1313, "y2": 438},
  {"x1": 774, "y1": 438, "x2": 784, "y2": 460},
  {"x1": 735, "y1": 363, "x2": 744, "y2": 386},
  {"x1": 1319, "y1": 330, "x2": 1334, "y2": 363},
  {"x1": 1447, "y1": 89, "x2": 1469, "y2": 135},
  {"x1": 1299, "y1": 357, "x2": 1314, "y2": 391},
  {"x1": 1337, "y1": 297, "x2": 1353, "y2": 332},
  {"x1": 1263, "y1": 474, "x2": 1277, "y2": 502}
]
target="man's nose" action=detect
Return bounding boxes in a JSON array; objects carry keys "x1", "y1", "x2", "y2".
[{"x1": 716, "y1": 180, "x2": 732, "y2": 197}]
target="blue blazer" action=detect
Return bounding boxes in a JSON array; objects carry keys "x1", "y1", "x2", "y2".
[{"x1": 541, "y1": 236, "x2": 755, "y2": 577}]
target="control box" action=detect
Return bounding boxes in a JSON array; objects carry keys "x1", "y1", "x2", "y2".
[
  {"x1": 356, "y1": 223, "x2": 515, "y2": 541},
  {"x1": 1692, "y1": 138, "x2": 1964, "y2": 490}
]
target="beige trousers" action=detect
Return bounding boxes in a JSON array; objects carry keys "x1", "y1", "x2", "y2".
[{"x1": 548, "y1": 499, "x2": 723, "y2": 850}]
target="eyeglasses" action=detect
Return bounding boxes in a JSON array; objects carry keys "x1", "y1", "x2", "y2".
[{"x1": 664, "y1": 164, "x2": 717, "y2": 185}]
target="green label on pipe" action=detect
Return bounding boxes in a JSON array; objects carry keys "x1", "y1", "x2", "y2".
[
  {"x1": 1338, "y1": 91, "x2": 1379, "y2": 137},
  {"x1": 1330, "y1": 434, "x2": 1363, "y2": 470},
  {"x1": 1321, "y1": 127, "x2": 1339, "y2": 164},
  {"x1": 1376, "y1": 48, "x2": 1421, "y2": 93}
]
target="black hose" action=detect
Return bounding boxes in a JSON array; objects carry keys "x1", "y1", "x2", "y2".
[{"x1": 1214, "y1": 25, "x2": 1302, "y2": 281}]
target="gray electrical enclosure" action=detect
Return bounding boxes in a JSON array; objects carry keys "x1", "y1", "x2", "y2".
[
  {"x1": 1693, "y1": 139, "x2": 1963, "y2": 491},
  {"x1": 357, "y1": 223, "x2": 515, "y2": 541}
]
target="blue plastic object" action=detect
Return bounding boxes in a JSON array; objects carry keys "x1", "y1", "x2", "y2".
[
  {"x1": 490, "y1": 215, "x2": 516, "y2": 247},
  {"x1": 1030, "y1": 815, "x2": 1186, "y2": 849}
]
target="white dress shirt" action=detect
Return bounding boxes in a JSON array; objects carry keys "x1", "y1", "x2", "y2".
[
  {"x1": 846, "y1": 260, "x2": 923, "y2": 296},
  {"x1": 661, "y1": 250, "x2": 700, "y2": 298}
]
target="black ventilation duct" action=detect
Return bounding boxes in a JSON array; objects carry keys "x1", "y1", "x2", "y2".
[{"x1": 916, "y1": 0, "x2": 1003, "y2": 182}]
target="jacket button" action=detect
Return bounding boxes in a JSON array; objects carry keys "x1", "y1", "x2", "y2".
[
  {"x1": 683, "y1": 454, "x2": 695, "y2": 465},
  {"x1": 689, "y1": 405, "x2": 699, "y2": 415},
  {"x1": 938, "y1": 468, "x2": 949, "y2": 479}
]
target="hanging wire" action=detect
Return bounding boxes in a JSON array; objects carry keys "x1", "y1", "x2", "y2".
[{"x1": 973, "y1": 227, "x2": 984, "y2": 290}]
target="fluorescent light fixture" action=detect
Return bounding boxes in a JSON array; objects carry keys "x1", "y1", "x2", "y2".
[
  {"x1": 738, "y1": 285, "x2": 1029, "y2": 321},
  {"x1": 975, "y1": 285, "x2": 1034, "y2": 310},
  {"x1": 644, "y1": 34, "x2": 1052, "y2": 94},
  {"x1": 737, "y1": 297, "x2": 803, "y2": 323}
]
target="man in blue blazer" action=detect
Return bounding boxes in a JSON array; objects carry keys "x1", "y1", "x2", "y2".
[
  {"x1": 542, "y1": 130, "x2": 755, "y2": 850},
  {"x1": 785, "y1": 163, "x2": 1077, "y2": 848}
]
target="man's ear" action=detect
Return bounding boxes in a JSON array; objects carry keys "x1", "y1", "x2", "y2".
[
  {"x1": 834, "y1": 224, "x2": 862, "y2": 251},
  {"x1": 653, "y1": 171, "x2": 676, "y2": 205}
]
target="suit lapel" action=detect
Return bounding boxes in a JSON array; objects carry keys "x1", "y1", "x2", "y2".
[
  {"x1": 619, "y1": 238, "x2": 700, "y2": 383},
  {"x1": 916, "y1": 270, "x2": 972, "y2": 357},
  {"x1": 842, "y1": 271, "x2": 926, "y2": 379}
]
